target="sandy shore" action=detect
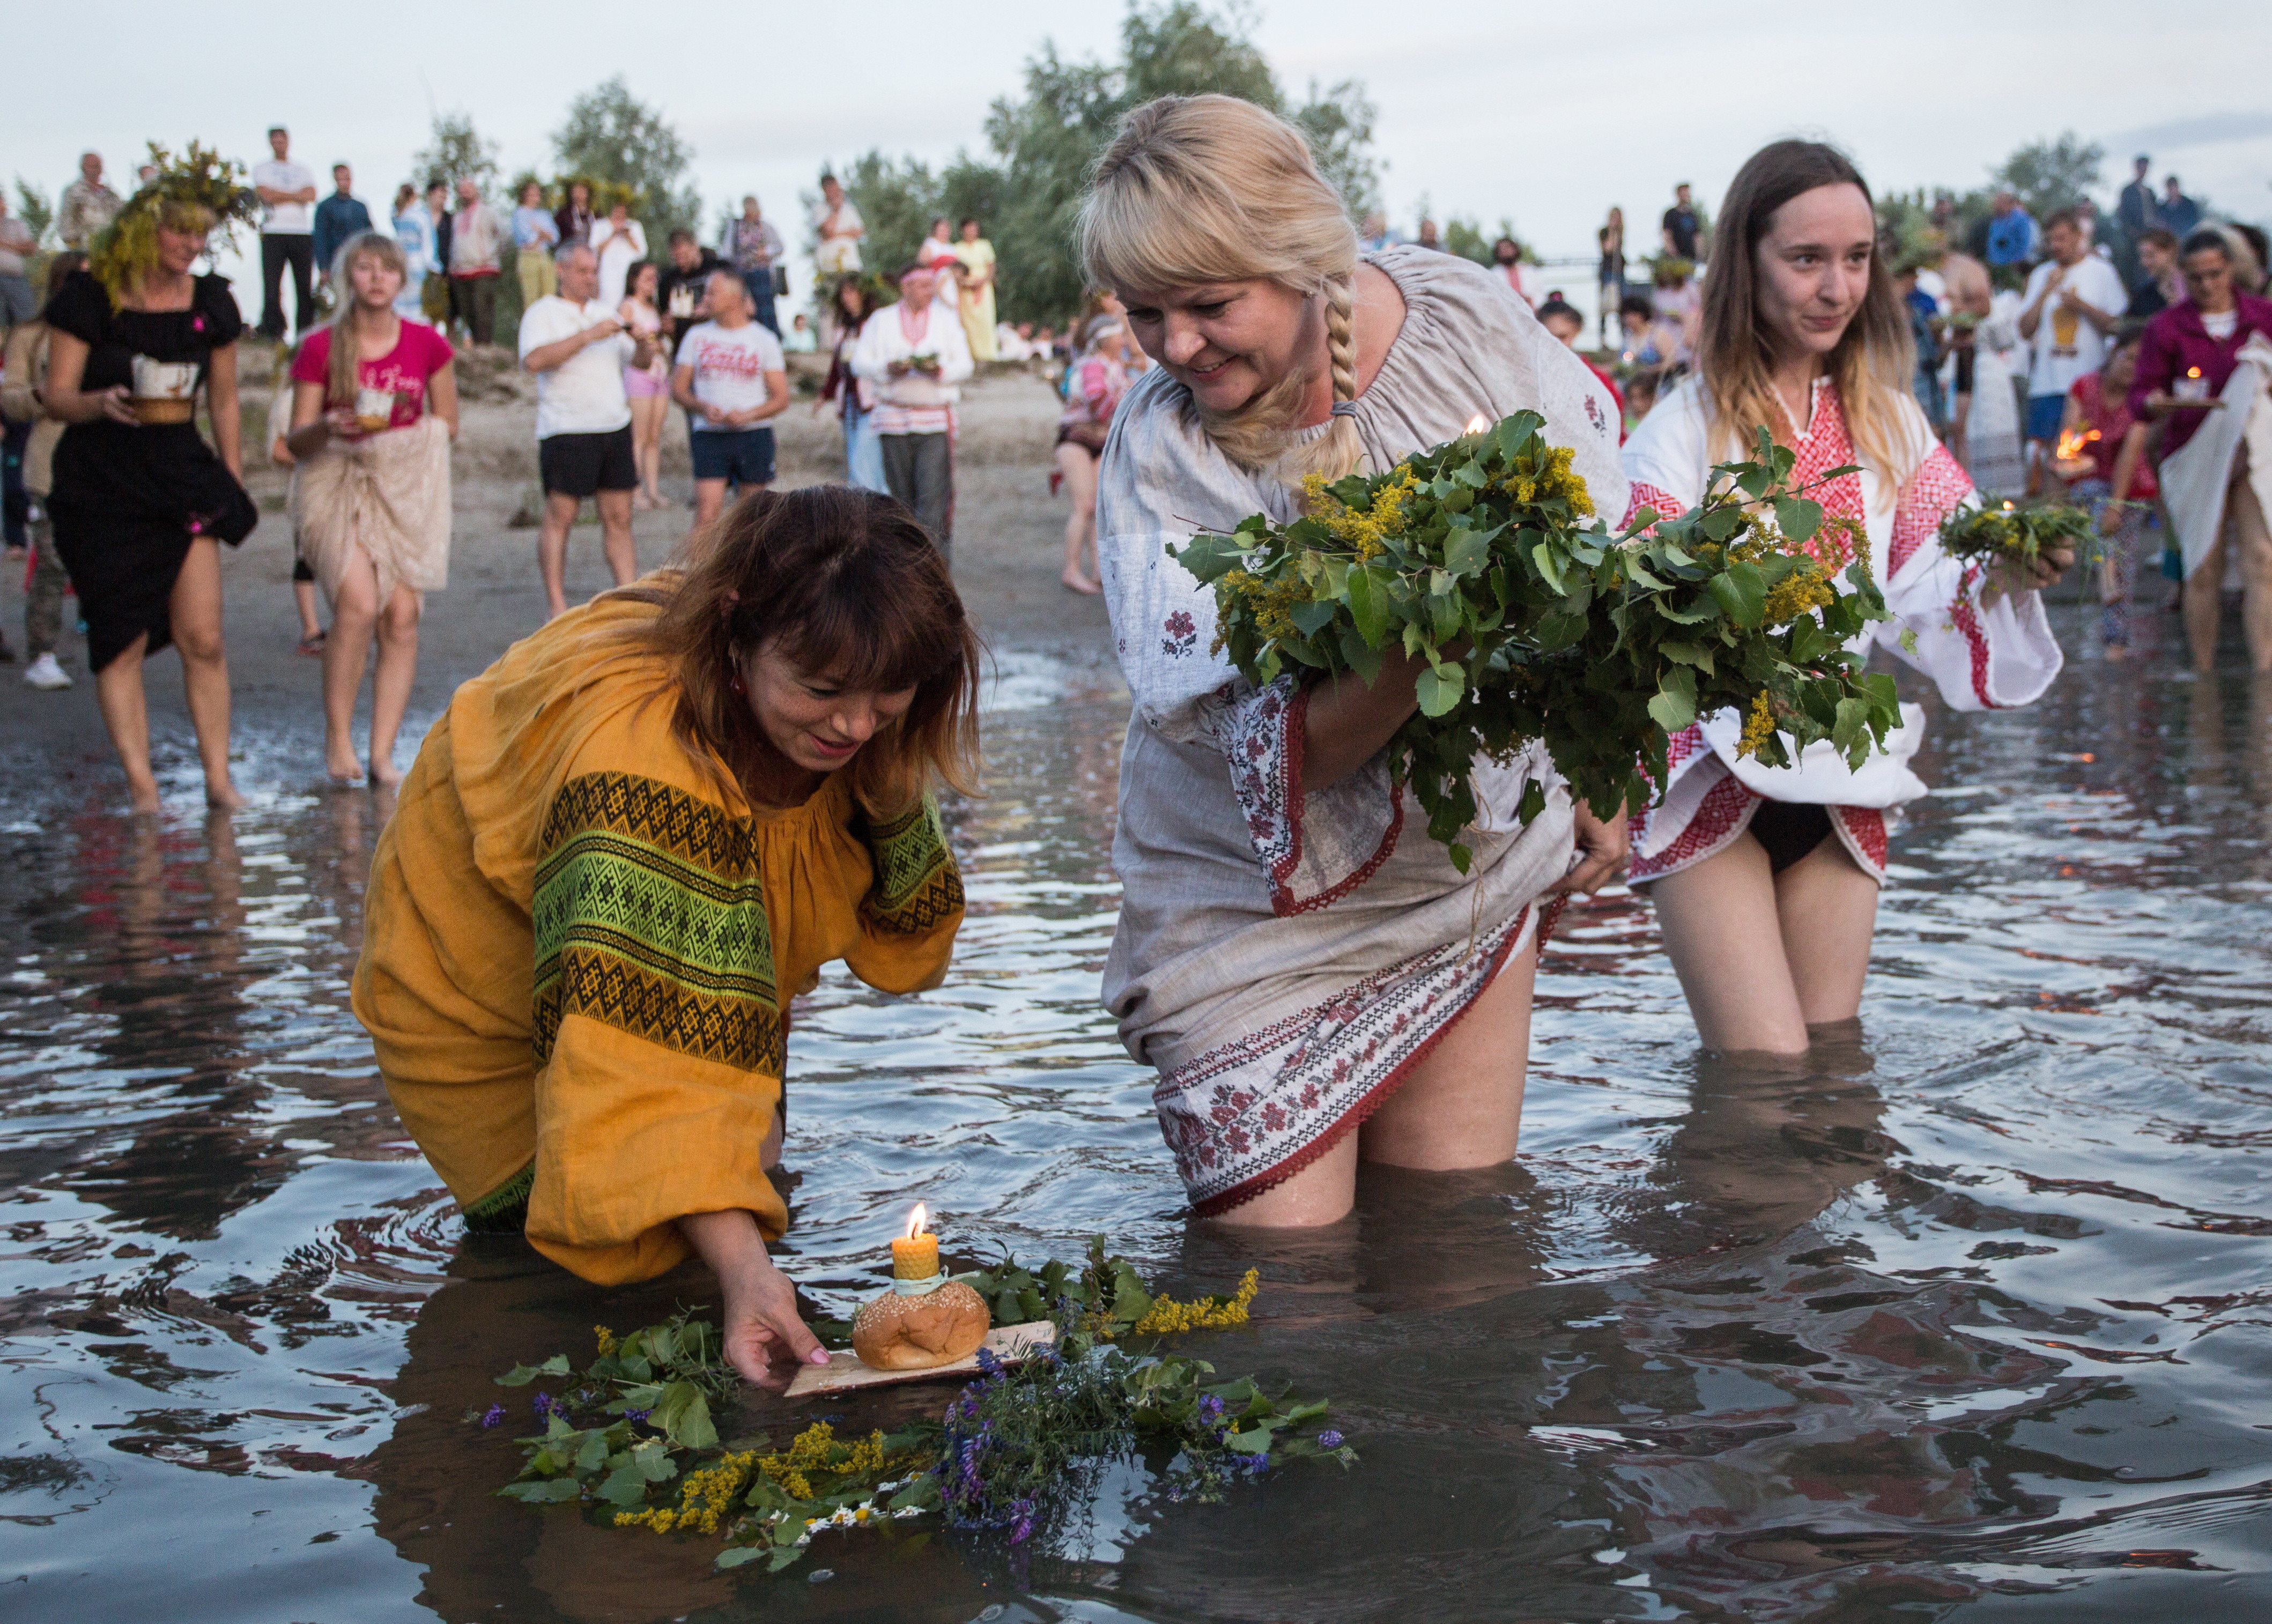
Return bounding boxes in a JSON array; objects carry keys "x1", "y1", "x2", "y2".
[{"x1": 0, "y1": 347, "x2": 1112, "y2": 796}]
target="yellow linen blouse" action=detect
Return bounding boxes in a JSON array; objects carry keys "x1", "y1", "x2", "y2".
[{"x1": 351, "y1": 592, "x2": 964, "y2": 1284}]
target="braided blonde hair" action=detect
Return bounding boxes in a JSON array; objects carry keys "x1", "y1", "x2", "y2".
[{"x1": 1079, "y1": 94, "x2": 1362, "y2": 483}]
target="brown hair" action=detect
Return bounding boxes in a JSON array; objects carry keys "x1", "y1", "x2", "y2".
[
  {"x1": 321, "y1": 232, "x2": 410, "y2": 407},
  {"x1": 1698, "y1": 140, "x2": 1921, "y2": 481},
  {"x1": 612, "y1": 485, "x2": 979, "y2": 815},
  {"x1": 1081, "y1": 94, "x2": 1360, "y2": 483}
]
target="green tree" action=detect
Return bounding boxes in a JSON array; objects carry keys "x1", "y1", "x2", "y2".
[
  {"x1": 411, "y1": 112, "x2": 500, "y2": 197},
  {"x1": 1993, "y1": 132, "x2": 2104, "y2": 225},
  {"x1": 551, "y1": 77, "x2": 701, "y2": 244},
  {"x1": 13, "y1": 179, "x2": 54, "y2": 248},
  {"x1": 837, "y1": 2, "x2": 1381, "y2": 326}
]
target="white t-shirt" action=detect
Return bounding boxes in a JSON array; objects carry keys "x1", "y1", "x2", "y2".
[
  {"x1": 2023, "y1": 255, "x2": 2126, "y2": 397},
  {"x1": 252, "y1": 159, "x2": 315, "y2": 234},
  {"x1": 2203, "y1": 309, "x2": 2239, "y2": 340},
  {"x1": 809, "y1": 198, "x2": 865, "y2": 274},
  {"x1": 677, "y1": 320, "x2": 785, "y2": 431},
  {"x1": 517, "y1": 296, "x2": 634, "y2": 439}
]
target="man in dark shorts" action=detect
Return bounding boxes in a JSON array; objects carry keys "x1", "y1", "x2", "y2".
[
  {"x1": 517, "y1": 242, "x2": 655, "y2": 618},
  {"x1": 672, "y1": 270, "x2": 790, "y2": 526}
]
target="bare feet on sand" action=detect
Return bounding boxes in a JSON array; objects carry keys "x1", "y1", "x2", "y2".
[
  {"x1": 369, "y1": 754, "x2": 403, "y2": 789},
  {"x1": 1062, "y1": 568, "x2": 1102, "y2": 595},
  {"x1": 205, "y1": 779, "x2": 248, "y2": 813}
]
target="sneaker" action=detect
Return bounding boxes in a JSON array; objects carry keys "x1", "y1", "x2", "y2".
[{"x1": 23, "y1": 652, "x2": 71, "y2": 689}]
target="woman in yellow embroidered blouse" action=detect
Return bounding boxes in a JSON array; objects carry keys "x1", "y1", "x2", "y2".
[{"x1": 353, "y1": 485, "x2": 977, "y2": 1386}]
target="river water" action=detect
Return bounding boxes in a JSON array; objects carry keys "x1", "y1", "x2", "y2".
[{"x1": 1, "y1": 611, "x2": 2267, "y2": 1622}]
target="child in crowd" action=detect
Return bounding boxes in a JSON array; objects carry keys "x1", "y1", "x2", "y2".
[
  {"x1": 268, "y1": 360, "x2": 325, "y2": 656},
  {"x1": 1535, "y1": 296, "x2": 1625, "y2": 443}
]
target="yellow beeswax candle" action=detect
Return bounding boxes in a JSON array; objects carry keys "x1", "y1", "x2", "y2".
[{"x1": 891, "y1": 1204, "x2": 939, "y2": 1280}]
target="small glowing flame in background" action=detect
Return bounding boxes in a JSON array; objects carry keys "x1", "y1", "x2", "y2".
[
  {"x1": 2054, "y1": 426, "x2": 2101, "y2": 462},
  {"x1": 904, "y1": 1203, "x2": 928, "y2": 1240},
  {"x1": 1463, "y1": 413, "x2": 1491, "y2": 435}
]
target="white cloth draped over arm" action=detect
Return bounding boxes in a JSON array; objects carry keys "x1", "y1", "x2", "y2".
[{"x1": 1873, "y1": 440, "x2": 2063, "y2": 712}]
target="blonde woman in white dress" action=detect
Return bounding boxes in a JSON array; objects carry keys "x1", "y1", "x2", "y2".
[{"x1": 1087, "y1": 95, "x2": 1629, "y2": 1227}]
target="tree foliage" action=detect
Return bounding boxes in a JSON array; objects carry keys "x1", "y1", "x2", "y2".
[
  {"x1": 411, "y1": 112, "x2": 501, "y2": 197},
  {"x1": 830, "y1": 2, "x2": 1381, "y2": 325},
  {"x1": 1992, "y1": 132, "x2": 2104, "y2": 226},
  {"x1": 13, "y1": 180, "x2": 54, "y2": 249},
  {"x1": 551, "y1": 77, "x2": 701, "y2": 243}
]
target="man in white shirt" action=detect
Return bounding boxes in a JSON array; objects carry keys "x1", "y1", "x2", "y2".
[
  {"x1": 518, "y1": 243, "x2": 656, "y2": 618},
  {"x1": 851, "y1": 262, "x2": 973, "y2": 557},
  {"x1": 252, "y1": 125, "x2": 317, "y2": 341},
  {"x1": 2017, "y1": 209, "x2": 2125, "y2": 463},
  {"x1": 671, "y1": 270, "x2": 790, "y2": 525}
]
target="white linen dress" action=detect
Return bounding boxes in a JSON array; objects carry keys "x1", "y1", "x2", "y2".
[{"x1": 1095, "y1": 246, "x2": 1626, "y2": 1214}]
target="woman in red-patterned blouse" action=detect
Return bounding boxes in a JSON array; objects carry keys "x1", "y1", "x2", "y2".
[{"x1": 1620, "y1": 140, "x2": 2074, "y2": 1055}]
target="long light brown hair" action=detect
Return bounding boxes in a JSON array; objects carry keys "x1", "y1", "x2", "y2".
[
  {"x1": 1698, "y1": 140, "x2": 1922, "y2": 481},
  {"x1": 1080, "y1": 94, "x2": 1361, "y2": 484},
  {"x1": 321, "y1": 232, "x2": 410, "y2": 407},
  {"x1": 612, "y1": 486, "x2": 980, "y2": 816}
]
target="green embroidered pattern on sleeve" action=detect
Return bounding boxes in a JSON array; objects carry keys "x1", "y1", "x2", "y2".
[
  {"x1": 532, "y1": 772, "x2": 783, "y2": 1073},
  {"x1": 859, "y1": 792, "x2": 965, "y2": 936},
  {"x1": 463, "y1": 1160, "x2": 535, "y2": 1234}
]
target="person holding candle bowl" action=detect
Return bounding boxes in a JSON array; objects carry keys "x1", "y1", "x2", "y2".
[{"x1": 352, "y1": 485, "x2": 978, "y2": 1386}]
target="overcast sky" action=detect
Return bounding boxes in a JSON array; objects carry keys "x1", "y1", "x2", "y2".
[{"x1": 12, "y1": 0, "x2": 2269, "y2": 296}]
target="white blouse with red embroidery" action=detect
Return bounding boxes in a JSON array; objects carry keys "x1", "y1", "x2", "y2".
[{"x1": 1618, "y1": 375, "x2": 2063, "y2": 884}]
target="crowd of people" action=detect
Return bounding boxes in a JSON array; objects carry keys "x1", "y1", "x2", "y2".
[{"x1": 2, "y1": 95, "x2": 2269, "y2": 1396}]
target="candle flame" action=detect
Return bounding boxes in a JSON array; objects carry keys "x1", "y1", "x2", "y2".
[
  {"x1": 904, "y1": 1203, "x2": 928, "y2": 1240},
  {"x1": 2001, "y1": 501, "x2": 2016, "y2": 511},
  {"x1": 1463, "y1": 413, "x2": 1491, "y2": 435},
  {"x1": 2187, "y1": 367, "x2": 2203, "y2": 379},
  {"x1": 2054, "y1": 426, "x2": 2100, "y2": 462}
]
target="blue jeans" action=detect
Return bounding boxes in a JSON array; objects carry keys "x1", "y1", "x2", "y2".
[
  {"x1": 843, "y1": 405, "x2": 886, "y2": 492},
  {"x1": 742, "y1": 270, "x2": 779, "y2": 336}
]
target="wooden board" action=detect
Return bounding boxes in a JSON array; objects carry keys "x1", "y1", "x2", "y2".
[{"x1": 783, "y1": 1321, "x2": 1058, "y2": 1401}]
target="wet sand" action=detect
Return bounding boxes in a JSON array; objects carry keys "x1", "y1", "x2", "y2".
[{"x1": 0, "y1": 347, "x2": 1111, "y2": 793}]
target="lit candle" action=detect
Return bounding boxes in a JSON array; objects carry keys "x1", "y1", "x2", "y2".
[{"x1": 891, "y1": 1203, "x2": 939, "y2": 1281}]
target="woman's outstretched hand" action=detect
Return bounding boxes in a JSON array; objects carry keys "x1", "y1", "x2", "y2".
[{"x1": 677, "y1": 1207, "x2": 831, "y2": 1389}]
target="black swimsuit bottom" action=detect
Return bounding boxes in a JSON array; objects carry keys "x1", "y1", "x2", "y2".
[{"x1": 1748, "y1": 800, "x2": 1833, "y2": 875}]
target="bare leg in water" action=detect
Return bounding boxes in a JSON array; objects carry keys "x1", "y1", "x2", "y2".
[
  {"x1": 1644, "y1": 824, "x2": 1878, "y2": 1055},
  {"x1": 93, "y1": 538, "x2": 244, "y2": 812}
]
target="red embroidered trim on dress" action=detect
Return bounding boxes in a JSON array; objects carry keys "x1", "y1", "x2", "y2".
[
  {"x1": 1629, "y1": 772, "x2": 1757, "y2": 883},
  {"x1": 1181, "y1": 908, "x2": 1533, "y2": 1217},
  {"x1": 1831, "y1": 805, "x2": 1889, "y2": 877},
  {"x1": 1890, "y1": 443, "x2": 1973, "y2": 578},
  {"x1": 1947, "y1": 572, "x2": 2002, "y2": 708},
  {"x1": 1622, "y1": 480, "x2": 1683, "y2": 531}
]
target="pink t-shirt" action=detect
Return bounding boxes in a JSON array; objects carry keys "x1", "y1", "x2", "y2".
[{"x1": 290, "y1": 320, "x2": 455, "y2": 428}]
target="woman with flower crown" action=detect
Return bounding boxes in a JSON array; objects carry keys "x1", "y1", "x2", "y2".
[
  {"x1": 1619, "y1": 140, "x2": 2072, "y2": 1055},
  {"x1": 1085, "y1": 95, "x2": 1630, "y2": 1226}
]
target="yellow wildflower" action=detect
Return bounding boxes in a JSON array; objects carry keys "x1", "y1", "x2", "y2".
[
  {"x1": 1761, "y1": 560, "x2": 1834, "y2": 622},
  {"x1": 593, "y1": 1325, "x2": 616, "y2": 1356},
  {"x1": 1131, "y1": 1269, "x2": 1262, "y2": 1336},
  {"x1": 1736, "y1": 693, "x2": 1777, "y2": 759},
  {"x1": 1301, "y1": 468, "x2": 1417, "y2": 560}
]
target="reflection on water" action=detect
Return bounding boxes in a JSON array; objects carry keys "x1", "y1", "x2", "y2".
[{"x1": 1, "y1": 615, "x2": 2268, "y2": 1621}]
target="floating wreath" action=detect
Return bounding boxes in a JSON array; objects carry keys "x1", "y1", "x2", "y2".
[
  {"x1": 1168, "y1": 412, "x2": 1905, "y2": 870},
  {"x1": 1936, "y1": 501, "x2": 2095, "y2": 602},
  {"x1": 482, "y1": 1240, "x2": 1351, "y2": 1574}
]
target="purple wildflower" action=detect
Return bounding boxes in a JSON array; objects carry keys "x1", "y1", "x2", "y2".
[
  {"x1": 480, "y1": 1404, "x2": 505, "y2": 1428},
  {"x1": 532, "y1": 1392, "x2": 557, "y2": 1420},
  {"x1": 624, "y1": 1408, "x2": 650, "y2": 1425},
  {"x1": 1197, "y1": 1395, "x2": 1224, "y2": 1424},
  {"x1": 975, "y1": 1345, "x2": 1001, "y2": 1375},
  {"x1": 1318, "y1": 1429, "x2": 1343, "y2": 1449}
]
